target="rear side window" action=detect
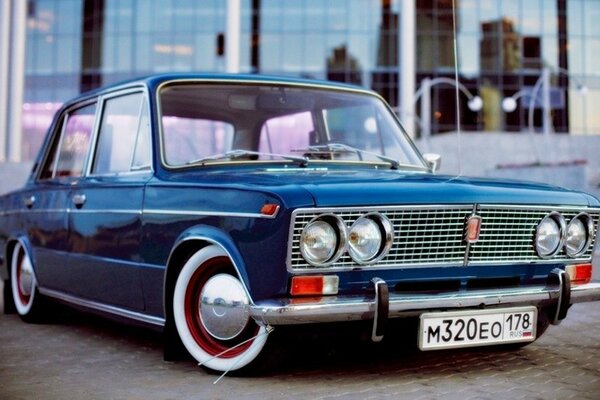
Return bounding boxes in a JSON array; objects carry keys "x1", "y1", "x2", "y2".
[
  {"x1": 92, "y1": 92, "x2": 149, "y2": 174},
  {"x1": 40, "y1": 102, "x2": 97, "y2": 179}
]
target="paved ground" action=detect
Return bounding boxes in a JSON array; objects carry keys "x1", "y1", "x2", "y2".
[{"x1": 1, "y1": 277, "x2": 599, "y2": 400}]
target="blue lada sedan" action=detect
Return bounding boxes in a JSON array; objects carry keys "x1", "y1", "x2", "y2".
[{"x1": 1, "y1": 74, "x2": 599, "y2": 373}]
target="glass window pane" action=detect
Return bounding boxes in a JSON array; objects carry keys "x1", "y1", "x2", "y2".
[
  {"x1": 132, "y1": 98, "x2": 152, "y2": 170},
  {"x1": 584, "y1": 1, "x2": 600, "y2": 37},
  {"x1": 259, "y1": 112, "x2": 314, "y2": 155},
  {"x1": 159, "y1": 84, "x2": 424, "y2": 168},
  {"x1": 93, "y1": 93, "x2": 143, "y2": 174},
  {"x1": 162, "y1": 117, "x2": 234, "y2": 165},
  {"x1": 54, "y1": 103, "x2": 97, "y2": 178}
]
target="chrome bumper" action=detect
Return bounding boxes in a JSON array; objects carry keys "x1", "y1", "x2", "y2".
[{"x1": 250, "y1": 281, "x2": 600, "y2": 326}]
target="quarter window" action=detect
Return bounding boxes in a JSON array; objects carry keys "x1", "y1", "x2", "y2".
[{"x1": 93, "y1": 92, "x2": 149, "y2": 174}]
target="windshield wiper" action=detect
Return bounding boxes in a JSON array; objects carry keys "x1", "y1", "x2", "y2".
[
  {"x1": 187, "y1": 149, "x2": 309, "y2": 167},
  {"x1": 295, "y1": 142, "x2": 400, "y2": 170}
]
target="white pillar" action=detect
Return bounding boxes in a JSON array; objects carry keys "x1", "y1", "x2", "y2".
[
  {"x1": 6, "y1": 0, "x2": 27, "y2": 162},
  {"x1": 420, "y1": 78, "x2": 431, "y2": 141},
  {"x1": 542, "y1": 67, "x2": 552, "y2": 136},
  {"x1": 226, "y1": 0, "x2": 241, "y2": 73},
  {"x1": 0, "y1": 0, "x2": 13, "y2": 161},
  {"x1": 400, "y1": 0, "x2": 416, "y2": 138}
]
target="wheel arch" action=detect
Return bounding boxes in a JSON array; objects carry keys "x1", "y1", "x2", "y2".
[
  {"x1": 162, "y1": 226, "x2": 253, "y2": 323},
  {"x1": 3, "y1": 236, "x2": 35, "y2": 280}
]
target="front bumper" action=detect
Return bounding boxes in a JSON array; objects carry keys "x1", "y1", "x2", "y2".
[{"x1": 250, "y1": 279, "x2": 600, "y2": 326}]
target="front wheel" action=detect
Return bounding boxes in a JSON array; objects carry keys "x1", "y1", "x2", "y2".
[
  {"x1": 11, "y1": 241, "x2": 48, "y2": 322},
  {"x1": 172, "y1": 246, "x2": 269, "y2": 373}
]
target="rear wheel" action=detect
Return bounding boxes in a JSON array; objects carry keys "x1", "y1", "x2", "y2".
[
  {"x1": 172, "y1": 246, "x2": 269, "y2": 373},
  {"x1": 11, "y1": 241, "x2": 47, "y2": 322}
]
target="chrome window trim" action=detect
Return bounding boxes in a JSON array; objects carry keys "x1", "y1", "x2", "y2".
[
  {"x1": 287, "y1": 204, "x2": 600, "y2": 273},
  {"x1": 39, "y1": 287, "x2": 165, "y2": 327}
]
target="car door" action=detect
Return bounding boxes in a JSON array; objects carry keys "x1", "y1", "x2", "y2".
[
  {"x1": 67, "y1": 90, "x2": 152, "y2": 310},
  {"x1": 30, "y1": 101, "x2": 98, "y2": 294}
]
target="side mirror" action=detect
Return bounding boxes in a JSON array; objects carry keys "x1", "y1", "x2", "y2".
[{"x1": 423, "y1": 153, "x2": 441, "y2": 173}]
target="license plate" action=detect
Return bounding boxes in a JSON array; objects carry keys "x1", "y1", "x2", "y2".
[{"x1": 419, "y1": 307, "x2": 537, "y2": 351}]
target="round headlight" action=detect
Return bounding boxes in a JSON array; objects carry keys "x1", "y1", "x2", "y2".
[
  {"x1": 348, "y1": 214, "x2": 393, "y2": 264},
  {"x1": 300, "y1": 216, "x2": 345, "y2": 266},
  {"x1": 566, "y1": 213, "x2": 593, "y2": 258},
  {"x1": 535, "y1": 212, "x2": 565, "y2": 258}
]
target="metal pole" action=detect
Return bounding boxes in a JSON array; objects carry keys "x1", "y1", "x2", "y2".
[
  {"x1": 0, "y1": 0, "x2": 13, "y2": 161},
  {"x1": 542, "y1": 67, "x2": 552, "y2": 136},
  {"x1": 400, "y1": 0, "x2": 416, "y2": 138},
  {"x1": 226, "y1": 0, "x2": 241, "y2": 73},
  {"x1": 8, "y1": 0, "x2": 27, "y2": 162},
  {"x1": 420, "y1": 78, "x2": 431, "y2": 141}
]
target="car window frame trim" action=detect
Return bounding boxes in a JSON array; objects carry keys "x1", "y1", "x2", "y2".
[
  {"x1": 86, "y1": 86, "x2": 154, "y2": 179},
  {"x1": 36, "y1": 97, "x2": 99, "y2": 183}
]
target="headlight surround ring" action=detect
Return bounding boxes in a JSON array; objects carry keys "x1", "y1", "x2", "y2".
[
  {"x1": 299, "y1": 214, "x2": 346, "y2": 266},
  {"x1": 348, "y1": 213, "x2": 394, "y2": 264},
  {"x1": 534, "y1": 211, "x2": 566, "y2": 258},
  {"x1": 565, "y1": 212, "x2": 594, "y2": 258}
]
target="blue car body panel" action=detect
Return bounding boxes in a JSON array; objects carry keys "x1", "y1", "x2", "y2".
[{"x1": 0, "y1": 73, "x2": 598, "y2": 325}]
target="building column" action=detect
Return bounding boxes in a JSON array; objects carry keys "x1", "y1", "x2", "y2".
[
  {"x1": 226, "y1": 0, "x2": 241, "y2": 73},
  {"x1": 1, "y1": 0, "x2": 27, "y2": 162},
  {"x1": 0, "y1": 0, "x2": 12, "y2": 162},
  {"x1": 399, "y1": 0, "x2": 416, "y2": 138}
]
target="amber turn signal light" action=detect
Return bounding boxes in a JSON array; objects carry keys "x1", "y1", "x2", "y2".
[
  {"x1": 290, "y1": 275, "x2": 339, "y2": 296},
  {"x1": 260, "y1": 203, "x2": 280, "y2": 216},
  {"x1": 565, "y1": 263, "x2": 592, "y2": 285}
]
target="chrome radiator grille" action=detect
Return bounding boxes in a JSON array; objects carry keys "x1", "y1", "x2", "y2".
[
  {"x1": 470, "y1": 207, "x2": 599, "y2": 263},
  {"x1": 287, "y1": 205, "x2": 600, "y2": 272}
]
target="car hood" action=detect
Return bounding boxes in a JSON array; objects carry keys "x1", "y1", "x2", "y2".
[{"x1": 165, "y1": 167, "x2": 597, "y2": 208}]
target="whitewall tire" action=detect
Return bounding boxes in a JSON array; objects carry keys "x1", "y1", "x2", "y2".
[
  {"x1": 172, "y1": 245, "x2": 268, "y2": 372},
  {"x1": 11, "y1": 241, "x2": 45, "y2": 321}
]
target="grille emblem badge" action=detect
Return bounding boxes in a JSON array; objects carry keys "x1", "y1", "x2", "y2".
[{"x1": 465, "y1": 215, "x2": 482, "y2": 243}]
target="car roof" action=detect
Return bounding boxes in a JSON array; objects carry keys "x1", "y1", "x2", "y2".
[{"x1": 66, "y1": 73, "x2": 373, "y2": 107}]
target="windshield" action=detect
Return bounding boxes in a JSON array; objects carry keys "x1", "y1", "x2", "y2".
[{"x1": 159, "y1": 82, "x2": 426, "y2": 170}]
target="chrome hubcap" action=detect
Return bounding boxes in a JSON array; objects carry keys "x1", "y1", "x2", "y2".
[
  {"x1": 18, "y1": 254, "x2": 34, "y2": 298},
  {"x1": 199, "y1": 274, "x2": 250, "y2": 340}
]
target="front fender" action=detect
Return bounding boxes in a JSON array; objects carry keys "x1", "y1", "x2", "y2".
[{"x1": 164, "y1": 225, "x2": 253, "y2": 301}]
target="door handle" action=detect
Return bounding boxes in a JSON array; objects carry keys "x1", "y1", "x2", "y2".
[
  {"x1": 23, "y1": 195, "x2": 36, "y2": 209},
  {"x1": 72, "y1": 194, "x2": 86, "y2": 208}
]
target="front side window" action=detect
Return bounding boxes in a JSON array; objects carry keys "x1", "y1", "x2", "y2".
[
  {"x1": 93, "y1": 92, "x2": 149, "y2": 174},
  {"x1": 159, "y1": 83, "x2": 426, "y2": 170},
  {"x1": 40, "y1": 102, "x2": 97, "y2": 179}
]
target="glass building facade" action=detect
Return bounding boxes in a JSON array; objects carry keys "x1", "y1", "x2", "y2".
[{"x1": 16, "y1": 0, "x2": 600, "y2": 161}]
